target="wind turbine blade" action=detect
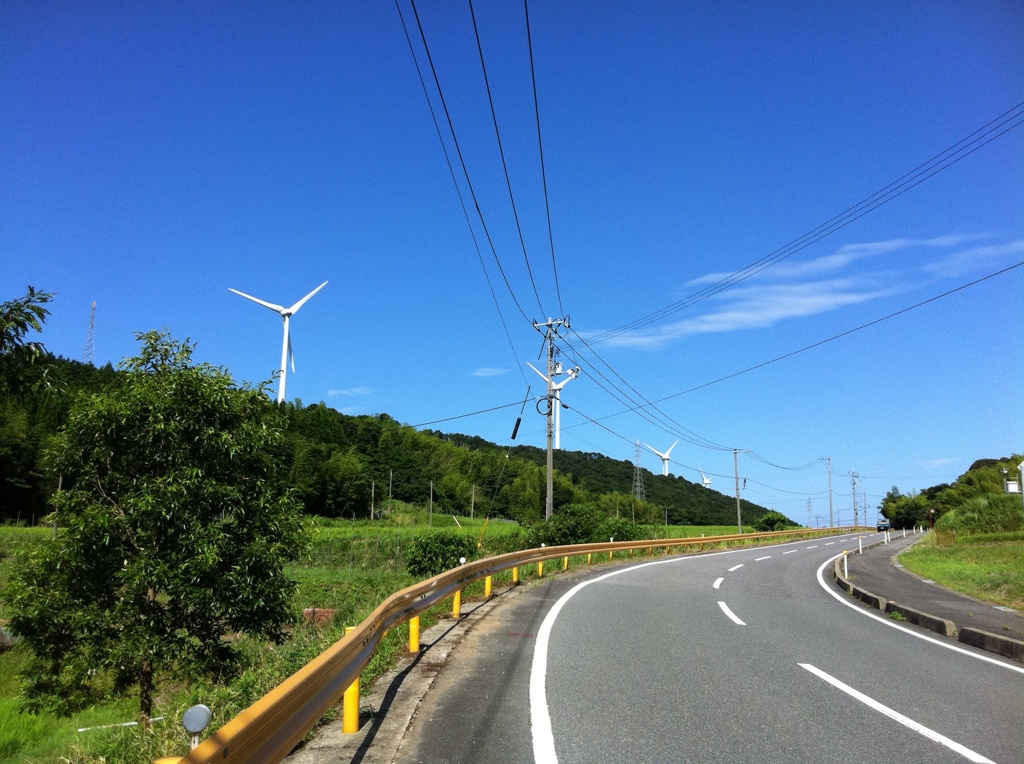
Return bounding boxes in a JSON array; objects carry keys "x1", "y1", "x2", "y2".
[
  {"x1": 526, "y1": 362, "x2": 549, "y2": 382},
  {"x1": 287, "y1": 280, "x2": 328, "y2": 315},
  {"x1": 664, "y1": 440, "x2": 679, "y2": 458},
  {"x1": 642, "y1": 443, "x2": 665, "y2": 459},
  {"x1": 228, "y1": 288, "x2": 286, "y2": 314}
]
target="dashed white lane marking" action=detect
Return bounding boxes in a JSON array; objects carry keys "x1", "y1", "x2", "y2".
[
  {"x1": 783, "y1": 550, "x2": 798, "y2": 555},
  {"x1": 825, "y1": 542, "x2": 835, "y2": 546},
  {"x1": 718, "y1": 601, "x2": 746, "y2": 625},
  {"x1": 755, "y1": 555, "x2": 772, "y2": 561},
  {"x1": 799, "y1": 664, "x2": 995, "y2": 763},
  {"x1": 713, "y1": 577, "x2": 724, "y2": 590},
  {"x1": 806, "y1": 545, "x2": 818, "y2": 549},
  {"x1": 728, "y1": 564, "x2": 744, "y2": 572}
]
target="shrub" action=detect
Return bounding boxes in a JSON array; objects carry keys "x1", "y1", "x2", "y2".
[
  {"x1": 596, "y1": 516, "x2": 640, "y2": 543},
  {"x1": 538, "y1": 503, "x2": 603, "y2": 546},
  {"x1": 405, "y1": 532, "x2": 476, "y2": 579},
  {"x1": 753, "y1": 510, "x2": 793, "y2": 532},
  {"x1": 933, "y1": 494, "x2": 1023, "y2": 535}
]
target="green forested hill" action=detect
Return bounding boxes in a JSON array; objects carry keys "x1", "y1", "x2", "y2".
[{"x1": 2, "y1": 352, "x2": 770, "y2": 526}]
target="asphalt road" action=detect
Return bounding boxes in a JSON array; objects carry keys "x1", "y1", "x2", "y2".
[{"x1": 398, "y1": 533, "x2": 1024, "y2": 764}]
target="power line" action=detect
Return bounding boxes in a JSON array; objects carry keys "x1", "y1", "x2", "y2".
[
  {"x1": 588, "y1": 102, "x2": 1024, "y2": 345},
  {"x1": 404, "y1": 0, "x2": 532, "y2": 323},
  {"x1": 468, "y1": 0, "x2": 545, "y2": 315},
  {"x1": 523, "y1": 0, "x2": 565, "y2": 316},
  {"x1": 395, "y1": 0, "x2": 529, "y2": 385}
]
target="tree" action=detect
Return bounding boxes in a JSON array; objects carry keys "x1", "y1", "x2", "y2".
[
  {"x1": 753, "y1": 510, "x2": 794, "y2": 532},
  {"x1": 4, "y1": 331, "x2": 309, "y2": 719},
  {"x1": 0, "y1": 286, "x2": 54, "y2": 396}
]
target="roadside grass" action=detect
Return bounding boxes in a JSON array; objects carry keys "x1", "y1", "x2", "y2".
[{"x1": 899, "y1": 532, "x2": 1024, "y2": 610}]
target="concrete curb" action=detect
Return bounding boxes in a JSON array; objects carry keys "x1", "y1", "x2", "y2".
[
  {"x1": 831, "y1": 538, "x2": 1022, "y2": 661},
  {"x1": 957, "y1": 627, "x2": 1024, "y2": 662}
]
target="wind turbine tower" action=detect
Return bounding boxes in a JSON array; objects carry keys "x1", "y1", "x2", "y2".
[
  {"x1": 642, "y1": 440, "x2": 678, "y2": 477},
  {"x1": 527, "y1": 361, "x2": 580, "y2": 450},
  {"x1": 229, "y1": 281, "x2": 328, "y2": 404}
]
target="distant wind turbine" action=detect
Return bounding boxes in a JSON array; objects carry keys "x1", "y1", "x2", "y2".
[
  {"x1": 527, "y1": 362, "x2": 580, "y2": 450},
  {"x1": 643, "y1": 440, "x2": 678, "y2": 477},
  {"x1": 229, "y1": 281, "x2": 328, "y2": 404},
  {"x1": 698, "y1": 464, "x2": 713, "y2": 489}
]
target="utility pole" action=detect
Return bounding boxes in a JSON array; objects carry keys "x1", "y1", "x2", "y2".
[
  {"x1": 806, "y1": 498, "x2": 813, "y2": 528},
  {"x1": 533, "y1": 317, "x2": 570, "y2": 520},
  {"x1": 827, "y1": 457, "x2": 834, "y2": 528},
  {"x1": 734, "y1": 449, "x2": 742, "y2": 533},
  {"x1": 388, "y1": 470, "x2": 393, "y2": 515},
  {"x1": 82, "y1": 300, "x2": 96, "y2": 365},
  {"x1": 851, "y1": 472, "x2": 859, "y2": 527}
]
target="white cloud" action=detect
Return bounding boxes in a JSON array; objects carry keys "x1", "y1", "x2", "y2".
[
  {"x1": 472, "y1": 367, "x2": 510, "y2": 378},
  {"x1": 922, "y1": 239, "x2": 1024, "y2": 279},
  {"x1": 327, "y1": 386, "x2": 374, "y2": 397},
  {"x1": 920, "y1": 457, "x2": 955, "y2": 470}
]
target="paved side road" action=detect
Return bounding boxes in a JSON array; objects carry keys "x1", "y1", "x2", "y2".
[{"x1": 842, "y1": 531, "x2": 1024, "y2": 641}]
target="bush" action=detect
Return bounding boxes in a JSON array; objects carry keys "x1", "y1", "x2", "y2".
[
  {"x1": 753, "y1": 510, "x2": 793, "y2": 532},
  {"x1": 537, "y1": 503, "x2": 603, "y2": 546},
  {"x1": 596, "y1": 516, "x2": 640, "y2": 543},
  {"x1": 934, "y1": 494, "x2": 1023, "y2": 535},
  {"x1": 405, "y1": 532, "x2": 476, "y2": 579}
]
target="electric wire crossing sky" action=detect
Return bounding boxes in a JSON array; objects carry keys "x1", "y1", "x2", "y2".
[{"x1": 229, "y1": 281, "x2": 328, "y2": 404}]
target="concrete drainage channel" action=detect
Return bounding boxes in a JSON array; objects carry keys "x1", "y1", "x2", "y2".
[{"x1": 832, "y1": 539, "x2": 1024, "y2": 663}]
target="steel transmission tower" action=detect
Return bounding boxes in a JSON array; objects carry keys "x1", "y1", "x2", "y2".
[
  {"x1": 82, "y1": 300, "x2": 96, "y2": 365},
  {"x1": 632, "y1": 440, "x2": 646, "y2": 523}
]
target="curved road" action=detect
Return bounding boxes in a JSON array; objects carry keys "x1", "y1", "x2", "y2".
[{"x1": 400, "y1": 534, "x2": 1023, "y2": 763}]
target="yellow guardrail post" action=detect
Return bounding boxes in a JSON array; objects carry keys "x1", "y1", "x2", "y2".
[
  {"x1": 409, "y1": 616, "x2": 420, "y2": 653},
  {"x1": 342, "y1": 627, "x2": 359, "y2": 734},
  {"x1": 452, "y1": 589, "x2": 462, "y2": 618},
  {"x1": 484, "y1": 575, "x2": 492, "y2": 598},
  {"x1": 587, "y1": 552, "x2": 592, "y2": 564},
  {"x1": 609, "y1": 536, "x2": 614, "y2": 560},
  {"x1": 562, "y1": 555, "x2": 568, "y2": 571},
  {"x1": 537, "y1": 560, "x2": 544, "y2": 577}
]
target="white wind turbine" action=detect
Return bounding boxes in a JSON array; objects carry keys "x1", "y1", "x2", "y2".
[
  {"x1": 229, "y1": 281, "x2": 328, "y2": 404},
  {"x1": 527, "y1": 362, "x2": 580, "y2": 450},
  {"x1": 698, "y1": 464, "x2": 713, "y2": 489},
  {"x1": 642, "y1": 440, "x2": 678, "y2": 477}
]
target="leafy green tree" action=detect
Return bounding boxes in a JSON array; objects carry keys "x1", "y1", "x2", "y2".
[
  {"x1": 752, "y1": 510, "x2": 794, "y2": 532},
  {"x1": 0, "y1": 286, "x2": 53, "y2": 395},
  {"x1": 4, "y1": 331, "x2": 309, "y2": 719}
]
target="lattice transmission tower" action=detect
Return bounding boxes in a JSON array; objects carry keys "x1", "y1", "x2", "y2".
[
  {"x1": 82, "y1": 300, "x2": 96, "y2": 365},
  {"x1": 632, "y1": 440, "x2": 646, "y2": 523}
]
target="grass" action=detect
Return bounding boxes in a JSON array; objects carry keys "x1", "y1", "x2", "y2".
[{"x1": 899, "y1": 532, "x2": 1024, "y2": 610}]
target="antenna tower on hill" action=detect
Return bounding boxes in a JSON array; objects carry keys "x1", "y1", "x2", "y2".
[{"x1": 82, "y1": 300, "x2": 96, "y2": 365}]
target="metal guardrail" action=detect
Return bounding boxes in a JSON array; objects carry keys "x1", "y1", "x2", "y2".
[{"x1": 164, "y1": 526, "x2": 861, "y2": 763}]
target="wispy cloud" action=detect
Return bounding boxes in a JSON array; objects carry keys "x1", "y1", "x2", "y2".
[
  {"x1": 472, "y1": 367, "x2": 510, "y2": 378},
  {"x1": 921, "y1": 239, "x2": 1024, "y2": 279},
  {"x1": 327, "y1": 386, "x2": 374, "y2": 397},
  {"x1": 920, "y1": 457, "x2": 955, "y2": 470},
  {"x1": 593, "y1": 233, "x2": 1015, "y2": 351}
]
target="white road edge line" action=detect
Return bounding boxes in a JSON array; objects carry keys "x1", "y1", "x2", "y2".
[
  {"x1": 718, "y1": 601, "x2": 746, "y2": 625},
  {"x1": 728, "y1": 564, "x2": 744, "y2": 572},
  {"x1": 798, "y1": 663, "x2": 995, "y2": 763},
  {"x1": 814, "y1": 554, "x2": 1024, "y2": 675},
  {"x1": 755, "y1": 555, "x2": 772, "y2": 561},
  {"x1": 713, "y1": 577, "x2": 724, "y2": 590}
]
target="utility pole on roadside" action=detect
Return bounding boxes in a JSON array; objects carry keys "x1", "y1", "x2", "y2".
[
  {"x1": 827, "y1": 457, "x2": 834, "y2": 528},
  {"x1": 733, "y1": 449, "x2": 749, "y2": 533},
  {"x1": 533, "y1": 317, "x2": 570, "y2": 520},
  {"x1": 851, "y1": 472, "x2": 859, "y2": 527}
]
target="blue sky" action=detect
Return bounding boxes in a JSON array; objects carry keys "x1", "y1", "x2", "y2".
[{"x1": 3, "y1": 1, "x2": 1022, "y2": 524}]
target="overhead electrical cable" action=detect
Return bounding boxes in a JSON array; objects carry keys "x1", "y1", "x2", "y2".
[
  {"x1": 468, "y1": 0, "x2": 546, "y2": 316},
  {"x1": 406, "y1": 0, "x2": 532, "y2": 323},
  {"x1": 410, "y1": 399, "x2": 525, "y2": 429},
  {"x1": 589, "y1": 102, "x2": 1024, "y2": 344},
  {"x1": 523, "y1": 0, "x2": 565, "y2": 316},
  {"x1": 395, "y1": 0, "x2": 530, "y2": 386}
]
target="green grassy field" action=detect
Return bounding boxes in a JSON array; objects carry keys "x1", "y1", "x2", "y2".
[
  {"x1": 0, "y1": 517, "x2": 807, "y2": 763},
  {"x1": 899, "y1": 531, "x2": 1024, "y2": 610}
]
